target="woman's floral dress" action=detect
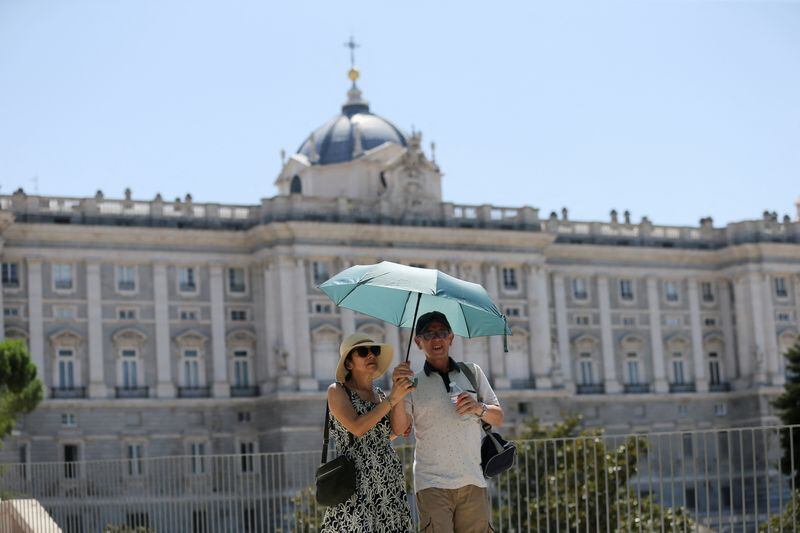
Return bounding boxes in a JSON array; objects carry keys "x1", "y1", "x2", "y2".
[{"x1": 321, "y1": 386, "x2": 413, "y2": 532}]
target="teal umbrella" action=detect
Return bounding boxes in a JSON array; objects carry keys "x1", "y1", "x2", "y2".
[{"x1": 318, "y1": 261, "x2": 510, "y2": 361}]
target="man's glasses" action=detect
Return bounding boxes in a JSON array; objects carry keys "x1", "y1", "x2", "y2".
[
  {"x1": 350, "y1": 345, "x2": 381, "y2": 358},
  {"x1": 417, "y1": 330, "x2": 450, "y2": 341}
]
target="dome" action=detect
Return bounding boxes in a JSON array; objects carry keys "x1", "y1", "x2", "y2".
[{"x1": 297, "y1": 86, "x2": 408, "y2": 166}]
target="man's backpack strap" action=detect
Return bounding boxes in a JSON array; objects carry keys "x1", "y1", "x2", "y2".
[{"x1": 457, "y1": 362, "x2": 493, "y2": 433}]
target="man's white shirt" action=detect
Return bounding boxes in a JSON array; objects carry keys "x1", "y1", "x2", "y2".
[{"x1": 404, "y1": 362, "x2": 499, "y2": 494}]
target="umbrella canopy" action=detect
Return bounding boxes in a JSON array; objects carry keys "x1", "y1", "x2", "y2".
[{"x1": 318, "y1": 262, "x2": 510, "y2": 359}]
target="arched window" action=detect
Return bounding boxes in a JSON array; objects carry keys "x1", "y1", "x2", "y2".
[{"x1": 290, "y1": 175, "x2": 302, "y2": 195}]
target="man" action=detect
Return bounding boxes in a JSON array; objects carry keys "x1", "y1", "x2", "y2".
[{"x1": 391, "y1": 311, "x2": 503, "y2": 533}]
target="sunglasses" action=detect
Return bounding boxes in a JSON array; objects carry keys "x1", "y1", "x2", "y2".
[
  {"x1": 350, "y1": 345, "x2": 381, "y2": 358},
  {"x1": 417, "y1": 329, "x2": 451, "y2": 341}
]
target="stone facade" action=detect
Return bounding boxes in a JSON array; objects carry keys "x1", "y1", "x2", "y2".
[{"x1": 1, "y1": 79, "x2": 800, "y2": 466}]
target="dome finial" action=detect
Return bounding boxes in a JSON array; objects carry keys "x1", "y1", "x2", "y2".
[
  {"x1": 341, "y1": 36, "x2": 369, "y2": 116},
  {"x1": 343, "y1": 36, "x2": 361, "y2": 88}
]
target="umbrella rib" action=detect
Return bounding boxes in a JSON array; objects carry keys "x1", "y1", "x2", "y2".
[
  {"x1": 335, "y1": 280, "x2": 367, "y2": 307},
  {"x1": 400, "y1": 291, "x2": 413, "y2": 326},
  {"x1": 459, "y1": 301, "x2": 472, "y2": 338}
]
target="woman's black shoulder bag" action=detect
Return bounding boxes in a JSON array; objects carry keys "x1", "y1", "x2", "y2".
[
  {"x1": 315, "y1": 395, "x2": 357, "y2": 506},
  {"x1": 458, "y1": 362, "x2": 517, "y2": 478}
]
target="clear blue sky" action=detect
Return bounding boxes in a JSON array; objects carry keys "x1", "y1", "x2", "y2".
[{"x1": 1, "y1": 0, "x2": 798, "y2": 226}]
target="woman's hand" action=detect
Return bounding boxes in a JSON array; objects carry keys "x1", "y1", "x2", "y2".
[
  {"x1": 388, "y1": 375, "x2": 415, "y2": 405},
  {"x1": 391, "y1": 361, "x2": 415, "y2": 385}
]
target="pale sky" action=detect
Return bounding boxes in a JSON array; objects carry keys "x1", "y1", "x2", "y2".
[{"x1": 0, "y1": 0, "x2": 798, "y2": 226}]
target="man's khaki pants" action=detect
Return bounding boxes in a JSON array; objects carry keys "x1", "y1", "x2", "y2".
[{"x1": 416, "y1": 485, "x2": 493, "y2": 533}]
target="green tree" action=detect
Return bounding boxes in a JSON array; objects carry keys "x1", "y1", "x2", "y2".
[
  {"x1": 0, "y1": 339, "x2": 43, "y2": 442},
  {"x1": 772, "y1": 342, "x2": 800, "y2": 488},
  {"x1": 494, "y1": 415, "x2": 693, "y2": 532}
]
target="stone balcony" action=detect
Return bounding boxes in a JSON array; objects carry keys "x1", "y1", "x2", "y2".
[{"x1": 50, "y1": 387, "x2": 86, "y2": 399}]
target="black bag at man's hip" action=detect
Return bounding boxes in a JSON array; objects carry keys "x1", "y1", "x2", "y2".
[
  {"x1": 315, "y1": 402, "x2": 357, "y2": 506},
  {"x1": 458, "y1": 362, "x2": 517, "y2": 478}
]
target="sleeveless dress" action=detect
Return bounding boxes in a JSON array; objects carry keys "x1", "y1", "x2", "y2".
[{"x1": 320, "y1": 386, "x2": 413, "y2": 533}]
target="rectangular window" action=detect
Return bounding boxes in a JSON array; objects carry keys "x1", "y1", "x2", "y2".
[
  {"x1": 572, "y1": 278, "x2": 588, "y2": 300},
  {"x1": 579, "y1": 360, "x2": 594, "y2": 386},
  {"x1": 673, "y1": 359, "x2": 685, "y2": 385},
  {"x1": 4, "y1": 307, "x2": 19, "y2": 318},
  {"x1": 237, "y1": 411, "x2": 252, "y2": 423},
  {"x1": 230, "y1": 309, "x2": 248, "y2": 321},
  {"x1": 504, "y1": 307, "x2": 521, "y2": 317},
  {"x1": 118, "y1": 307, "x2": 137, "y2": 320},
  {"x1": 682, "y1": 433, "x2": 694, "y2": 457},
  {"x1": 121, "y1": 350, "x2": 138, "y2": 389},
  {"x1": 234, "y1": 350, "x2": 249, "y2": 387},
  {"x1": 2, "y1": 262, "x2": 19, "y2": 288},
  {"x1": 18, "y1": 443, "x2": 28, "y2": 480},
  {"x1": 57, "y1": 349, "x2": 75, "y2": 389},
  {"x1": 183, "y1": 349, "x2": 200, "y2": 388},
  {"x1": 178, "y1": 267, "x2": 197, "y2": 292},
  {"x1": 627, "y1": 359, "x2": 640, "y2": 385},
  {"x1": 664, "y1": 316, "x2": 682, "y2": 327},
  {"x1": 313, "y1": 302, "x2": 332, "y2": 314},
  {"x1": 312, "y1": 261, "x2": 329, "y2": 285},
  {"x1": 240, "y1": 441, "x2": 255, "y2": 473},
  {"x1": 575, "y1": 315, "x2": 590, "y2": 326},
  {"x1": 64, "y1": 444, "x2": 79, "y2": 479},
  {"x1": 180, "y1": 308, "x2": 198, "y2": 321},
  {"x1": 664, "y1": 281, "x2": 679, "y2": 302},
  {"x1": 116, "y1": 265, "x2": 136, "y2": 292},
  {"x1": 228, "y1": 268, "x2": 246, "y2": 293},
  {"x1": 777, "y1": 312, "x2": 791, "y2": 322},
  {"x1": 622, "y1": 316, "x2": 636, "y2": 326},
  {"x1": 701, "y1": 282, "x2": 714, "y2": 303},
  {"x1": 53, "y1": 263, "x2": 74, "y2": 290},
  {"x1": 709, "y1": 359, "x2": 721, "y2": 386},
  {"x1": 774, "y1": 277, "x2": 788, "y2": 298},
  {"x1": 53, "y1": 306, "x2": 76, "y2": 319},
  {"x1": 127, "y1": 444, "x2": 144, "y2": 476},
  {"x1": 190, "y1": 442, "x2": 206, "y2": 475},
  {"x1": 619, "y1": 279, "x2": 634, "y2": 301},
  {"x1": 714, "y1": 403, "x2": 727, "y2": 416},
  {"x1": 703, "y1": 317, "x2": 717, "y2": 327},
  {"x1": 61, "y1": 413, "x2": 77, "y2": 427},
  {"x1": 502, "y1": 267, "x2": 518, "y2": 290}
]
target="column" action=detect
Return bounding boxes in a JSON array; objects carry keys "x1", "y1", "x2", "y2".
[
  {"x1": 86, "y1": 262, "x2": 108, "y2": 398},
  {"x1": 293, "y1": 258, "x2": 316, "y2": 391},
  {"x1": 27, "y1": 259, "x2": 46, "y2": 397},
  {"x1": 732, "y1": 275, "x2": 755, "y2": 385},
  {"x1": 261, "y1": 262, "x2": 280, "y2": 393},
  {"x1": 552, "y1": 273, "x2": 574, "y2": 392},
  {"x1": 597, "y1": 276, "x2": 620, "y2": 393},
  {"x1": 747, "y1": 272, "x2": 768, "y2": 384},
  {"x1": 209, "y1": 265, "x2": 229, "y2": 397},
  {"x1": 276, "y1": 257, "x2": 298, "y2": 389},
  {"x1": 339, "y1": 259, "x2": 356, "y2": 336},
  {"x1": 153, "y1": 262, "x2": 175, "y2": 398},
  {"x1": 718, "y1": 279, "x2": 739, "y2": 383},
  {"x1": 526, "y1": 264, "x2": 552, "y2": 388},
  {"x1": 761, "y1": 274, "x2": 782, "y2": 385},
  {"x1": 646, "y1": 277, "x2": 668, "y2": 393},
  {"x1": 687, "y1": 279, "x2": 708, "y2": 392},
  {"x1": 483, "y1": 263, "x2": 509, "y2": 389}
]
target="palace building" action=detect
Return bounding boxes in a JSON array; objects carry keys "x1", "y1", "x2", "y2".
[{"x1": 1, "y1": 67, "x2": 799, "y2": 465}]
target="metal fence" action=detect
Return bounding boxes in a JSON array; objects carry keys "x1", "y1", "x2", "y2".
[{"x1": 1, "y1": 425, "x2": 798, "y2": 532}]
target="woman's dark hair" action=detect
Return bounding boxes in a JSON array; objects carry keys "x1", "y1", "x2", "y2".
[{"x1": 343, "y1": 353, "x2": 353, "y2": 382}]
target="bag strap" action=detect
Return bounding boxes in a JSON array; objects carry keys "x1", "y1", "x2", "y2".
[
  {"x1": 320, "y1": 384, "x2": 356, "y2": 465},
  {"x1": 458, "y1": 362, "x2": 507, "y2": 454}
]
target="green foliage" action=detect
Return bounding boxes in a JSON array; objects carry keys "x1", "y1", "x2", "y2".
[
  {"x1": 772, "y1": 342, "x2": 800, "y2": 488},
  {"x1": 759, "y1": 490, "x2": 800, "y2": 532},
  {"x1": 494, "y1": 415, "x2": 694, "y2": 532},
  {"x1": 0, "y1": 339, "x2": 43, "y2": 442}
]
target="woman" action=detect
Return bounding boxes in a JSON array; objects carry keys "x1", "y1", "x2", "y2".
[{"x1": 321, "y1": 332, "x2": 415, "y2": 533}]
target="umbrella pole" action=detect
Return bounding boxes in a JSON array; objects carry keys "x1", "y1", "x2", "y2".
[{"x1": 404, "y1": 293, "x2": 422, "y2": 362}]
